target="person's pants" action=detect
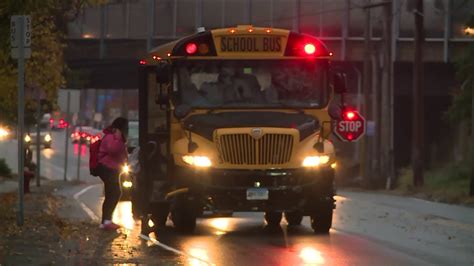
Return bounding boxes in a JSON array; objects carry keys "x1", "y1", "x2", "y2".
[{"x1": 98, "y1": 165, "x2": 122, "y2": 223}]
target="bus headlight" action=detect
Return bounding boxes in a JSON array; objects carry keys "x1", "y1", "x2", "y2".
[
  {"x1": 182, "y1": 155, "x2": 212, "y2": 167},
  {"x1": 44, "y1": 134, "x2": 52, "y2": 142},
  {"x1": 302, "y1": 155, "x2": 330, "y2": 167},
  {"x1": 24, "y1": 135, "x2": 31, "y2": 143}
]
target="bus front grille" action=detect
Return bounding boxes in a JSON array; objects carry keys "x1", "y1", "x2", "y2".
[{"x1": 218, "y1": 133, "x2": 294, "y2": 165}]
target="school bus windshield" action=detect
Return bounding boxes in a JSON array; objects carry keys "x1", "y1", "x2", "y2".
[{"x1": 175, "y1": 60, "x2": 328, "y2": 109}]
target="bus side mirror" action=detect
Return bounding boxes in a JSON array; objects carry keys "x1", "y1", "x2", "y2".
[
  {"x1": 333, "y1": 73, "x2": 347, "y2": 94},
  {"x1": 156, "y1": 63, "x2": 171, "y2": 84}
]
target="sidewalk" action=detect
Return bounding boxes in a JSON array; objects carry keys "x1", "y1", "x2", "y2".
[
  {"x1": 0, "y1": 177, "x2": 18, "y2": 194},
  {"x1": 0, "y1": 179, "x2": 98, "y2": 265},
  {"x1": 336, "y1": 189, "x2": 474, "y2": 266},
  {"x1": 340, "y1": 190, "x2": 474, "y2": 224}
]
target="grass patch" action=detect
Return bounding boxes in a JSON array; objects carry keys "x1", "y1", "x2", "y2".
[{"x1": 396, "y1": 161, "x2": 473, "y2": 205}]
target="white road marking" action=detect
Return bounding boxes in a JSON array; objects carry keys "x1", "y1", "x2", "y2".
[
  {"x1": 139, "y1": 233, "x2": 215, "y2": 266},
  {"x1": 73, "y1": 184, "x2": 100, "y2": 221}
]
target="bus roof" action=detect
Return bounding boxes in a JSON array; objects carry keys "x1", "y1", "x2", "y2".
[{"x1": 143, "y1": 25, "x2": 331, "y2": 65}]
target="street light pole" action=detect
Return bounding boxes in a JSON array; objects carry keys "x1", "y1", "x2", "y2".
[
  {"x1": 35, "y1": 87, "x2": 41, "y2": 187},
  {"x1": 362, "y1": 1, "x2": 372, "y2": 186}
]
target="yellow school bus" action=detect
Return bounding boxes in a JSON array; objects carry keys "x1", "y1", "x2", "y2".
[{"x1": 135, "y1": 25, "x2": 347, "y2": 234}]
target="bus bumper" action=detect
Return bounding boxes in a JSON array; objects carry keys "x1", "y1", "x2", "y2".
[{"x1": 172, "y1": 166, "x2": 336, "y2": 214}]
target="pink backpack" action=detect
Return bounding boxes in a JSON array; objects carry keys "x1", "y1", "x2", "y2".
[{"x1": 89, "y1": 137, "x2": 102, "y2": 176}]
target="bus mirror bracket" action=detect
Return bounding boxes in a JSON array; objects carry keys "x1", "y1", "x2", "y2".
[
  {"x1": 333, "y1": 72, "x2": 347, "y2": 94},
  {"x1": 156, "y1": 63, "x2": 171, "y2": 84},
  {"x1": 155, "y1": 84, "x2": 169, "y2": 109}
]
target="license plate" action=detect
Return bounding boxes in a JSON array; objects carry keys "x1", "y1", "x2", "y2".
[{"x1": 246, "y1": 188, "x2": 269, "y2": 200}]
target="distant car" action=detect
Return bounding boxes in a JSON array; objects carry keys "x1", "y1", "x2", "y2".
[
  {"x1": 0, "y1": 125, "x2": 11, "y2": 140},
  {"x1": 43, "y1": 113, "x2": 69, "y2": 130},
  {"x1": 71, "y1": 126, "x2": 101, "y2": 145},
  {"x1": 25, "y1": 124, "x2": 52, "y2": 149},
  {"x1": 50, "y1": 118, "x2": 69, "y2": 130}
]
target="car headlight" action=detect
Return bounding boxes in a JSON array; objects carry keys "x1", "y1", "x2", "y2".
[
  {"x1": 44, "y1": 134, "x2": 52, "y2": 142},
  {"x1": 182, "y1": 155, "x2": 212, "y2": 167},
  {"x1": 0, "y1": 127, "x2": 9, "y2": 138},
  {"x1": 24, "y1": 135, "x2": 31, "y2": 143},
  {"x1": 302, "y1": 155, "x2": 331, "y2": 167}
]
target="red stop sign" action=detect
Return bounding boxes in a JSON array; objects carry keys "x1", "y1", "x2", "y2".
[{"x1": 334, "y1": 111, "x2": 366, "y2": 142}]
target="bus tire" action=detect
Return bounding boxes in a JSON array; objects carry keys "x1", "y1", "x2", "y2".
[{"x1": 310, "y1": 207, "x2": 333, "y2": 234}]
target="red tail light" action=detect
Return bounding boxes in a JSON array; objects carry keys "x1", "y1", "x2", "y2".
[{"x1": 139, "y1": 60, "x2": 147, "y2": 65}]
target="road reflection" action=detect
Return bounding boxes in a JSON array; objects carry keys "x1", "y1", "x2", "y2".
[
  {"x1": 41, "y1": 148, "x2": 55, "y2": 159},
  {"x1": 73, "y1": 143, "x2": 87, "y2": 156},
  {"x1": 107, "y1": 203, "x2": 330, "y2": 266},
  {"x1": 183, "y1": 240, "x2": 213, "y2": 266},
  {"x1": 188, "y1": 246, "x2": 211, "y2": 266},
  {"x1": 113, "y1": 201, "x2": 135, "y2": 230},
  {"x1": 299, "y1": 246, "x2": 325, "y2": 265},
  {"x1": 209, "y1": 218, "x2": 230, "y2": 235}
]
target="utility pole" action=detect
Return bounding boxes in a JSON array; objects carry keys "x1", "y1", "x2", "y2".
[
  {"x1": 470, "y1": 80, "x2": 474, "y2": 196},
  {"x1": 35, "y1": 87, "x2": 41, "y2": 187},
  {"x1": 361, "y1": 0, "x2": 393, "y2": 187},
  {"x1": 361, "y1": 0, "x2": 372, "y2": 187},
  {"x1": 372, "y1": 51, "x2": 381, "y2": 184},
  {"x1": 413, "y1": 0, "x2": 424, "y2": 187},
  {"x1": 382, "y1": 1, "x2": 393, "y2": 189}
]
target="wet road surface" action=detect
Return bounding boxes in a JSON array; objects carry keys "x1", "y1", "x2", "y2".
[{"x1": 73, "y1": 183, "x2": 470, "y2": 266}]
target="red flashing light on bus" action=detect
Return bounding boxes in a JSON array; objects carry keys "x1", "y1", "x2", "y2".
[
  {"x1": 304, "y1": 43, "x2": 316, "y2": 55},
  {"x1": 344, "y1": 111, "x2": 356, "y2": 120},
  {"x1": 186, "y1": 43, "x2": 198, "y2": 54}
]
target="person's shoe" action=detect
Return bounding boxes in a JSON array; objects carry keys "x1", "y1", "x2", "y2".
[{"x1": 100, "y1": 222, "x2": 121, "y2": 231}]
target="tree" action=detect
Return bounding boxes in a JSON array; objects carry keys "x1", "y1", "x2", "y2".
[
  {"x1": 447, "y1": 14, "x2": 474, "y2": 196},
  {"x1": 0, "y1": 0, "x2": 104, "y2": 126}
]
